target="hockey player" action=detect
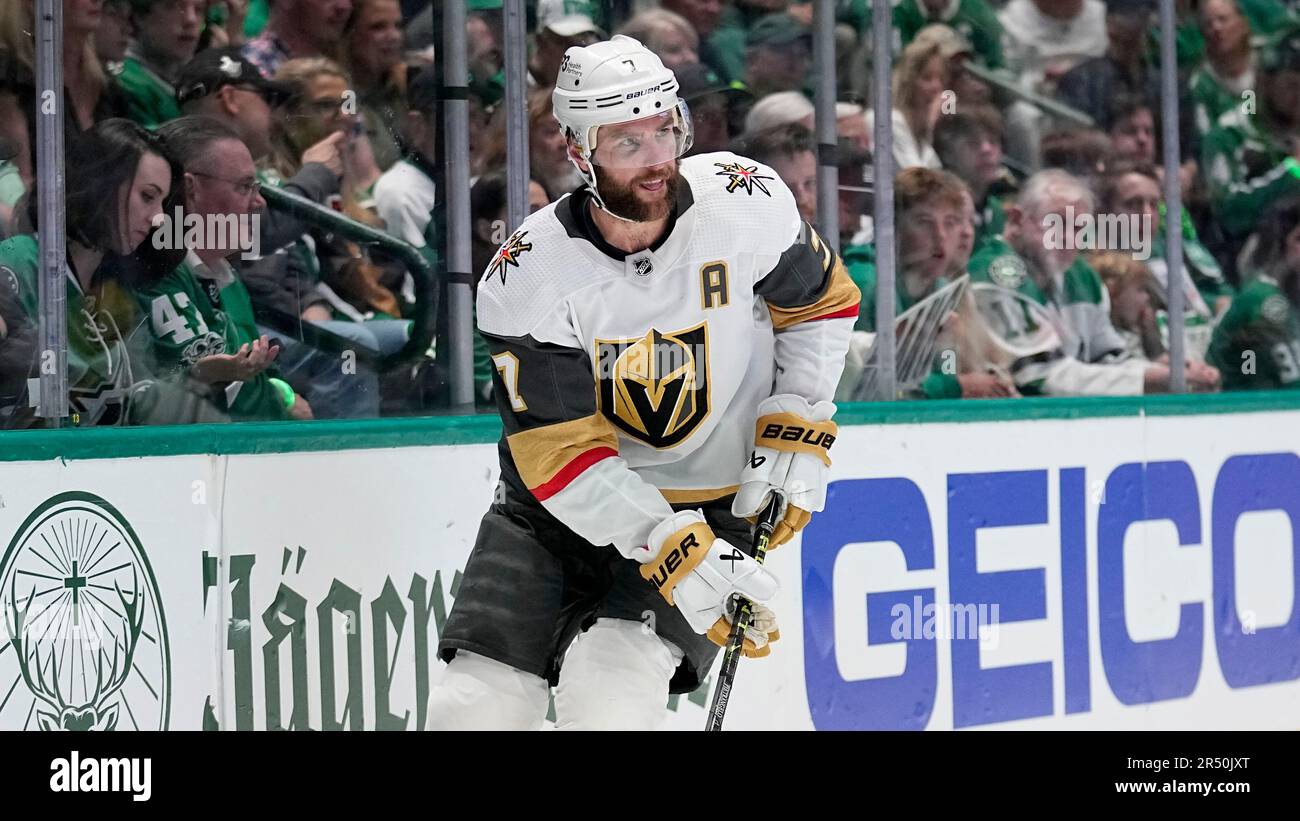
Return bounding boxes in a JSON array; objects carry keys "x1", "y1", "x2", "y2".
[{"x1": 429, "y1": 35, "x2": 859, "y2": 730}]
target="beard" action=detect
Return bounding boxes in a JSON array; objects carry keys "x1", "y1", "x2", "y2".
[{"x1": 593, "y1": 163, "x2": 679, "y2": 222}]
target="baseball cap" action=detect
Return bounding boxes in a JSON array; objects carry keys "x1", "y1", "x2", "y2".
[
  {"x1": 176, "y1": 48, "x2": 294, "y2": 108},
  {"x1": 538, "y1": 0, "x2": 605, "y2": 38},
  {"x1": 674, "y1": 62, "x2": 749, "y2": 103},
  {"x1": 747, "y1": 13, "x2": 811, "y2": 49}
]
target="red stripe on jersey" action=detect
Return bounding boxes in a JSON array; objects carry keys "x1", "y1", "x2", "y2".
[
  {"x1": 805, "y1": 302, "x2": 860, "y2": 323},
  {"x1": 530, "y1": 447, "x2": 618, "y2": 501}
]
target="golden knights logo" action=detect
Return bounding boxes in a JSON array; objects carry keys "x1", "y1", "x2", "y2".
[
  {"x1": 486, "y1": 230, "x2": 533, "y2": 286},
  {"x1": 714, "y1": 161, "x2": 774, "y2": 197},
  {"x1": 0, "y1": 492, "x2": 171, "y2": 730},
  {"x1": 595, "y1": 323, "x2": 710, "y2": 448}
]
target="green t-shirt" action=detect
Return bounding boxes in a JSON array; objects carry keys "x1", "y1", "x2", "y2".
[
  {"x1": 133, "y1": 260, "x2": 290, "y2": 421},
  {"x1": 842, "y1": 242, "x2": 962, "y2": 399},
  {"x1": 110, "y1": 56, "x2": 181, "y2": 130},
  {"x1": 0, "y1": 234, "x2": 141, "y2": 425},
  {"x1": 1207, "y1": 275, "x2": 1300, "y2": 390}
]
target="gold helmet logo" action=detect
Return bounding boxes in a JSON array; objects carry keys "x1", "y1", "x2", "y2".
[{"x1": 595, "y1": 323, "x2": 710, "y2": 448}]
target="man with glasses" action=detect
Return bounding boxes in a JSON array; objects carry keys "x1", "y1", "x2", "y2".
[{"x1": 134, "y1": 116, "x2": 312, "y2": 421}]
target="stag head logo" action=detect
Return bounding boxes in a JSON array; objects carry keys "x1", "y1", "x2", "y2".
[{"x1": 0, "y1": 492, "x2": 170, "y2": 730}]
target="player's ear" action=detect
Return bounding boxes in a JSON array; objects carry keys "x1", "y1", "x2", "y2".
[{"x1": 565, "y1": 137, "x2": 590, "y2": 174}]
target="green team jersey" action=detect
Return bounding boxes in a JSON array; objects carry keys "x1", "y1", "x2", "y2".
[
  {"x1": 970, "y1": 237, "x2": 1131, "y2": 364},
  {"x1": 1188, "y1": 65, "x2": 1248, "y2": 135},
  {"x1": 109, "y1": 54, "x2": 181, "y2": 130},
  {"x1": 0, "y1": 234, "x2": 142, "y2": 425},
  {"x1": 1207, "y1": 275, "x2": 1300, "y2": 390},
  {"x1": 132, "y1": 259, "x2": 290, "y2": 421},
  {"x1": 890, "y1": 0, "x2": 1005, "y2": 69},
  {"x1": 1201, "y1": 105, "x2": 1300, "y2": 238},
  {"x1": 974, "y1": 194, "x2": 1005, "y2": 253},
  {"x1": 842, "y1": 242, "x2": 962, "y2": 399},
  {"x1": 1148, "y1": 210, "x2": 1235, "y2": 308}
]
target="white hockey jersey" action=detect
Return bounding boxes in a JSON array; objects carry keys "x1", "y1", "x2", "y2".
[{"x1": 476, "y1": 151, "x2": 860, "y2": 559}]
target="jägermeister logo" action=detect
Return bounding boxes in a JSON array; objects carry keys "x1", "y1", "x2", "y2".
[{"x1": 0, "y1": 492, "x2": 170, "y2": 730}]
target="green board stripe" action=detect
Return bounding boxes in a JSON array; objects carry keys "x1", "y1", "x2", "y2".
[{"x1": 1, "y1": 391, "x2": 1297, "y2": 462}]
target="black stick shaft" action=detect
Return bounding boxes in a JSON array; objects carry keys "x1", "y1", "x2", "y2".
[{"x1": 705, "y1": 495, "x2": 783, "y2": 731}]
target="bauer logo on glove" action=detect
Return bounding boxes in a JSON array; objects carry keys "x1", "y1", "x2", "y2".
[
  {"x1": 733, "y1": 393, "x2": 838, "y2": 549},
  {"x1": 757, "y1": 418, "x2": 836, "y2": 464}
]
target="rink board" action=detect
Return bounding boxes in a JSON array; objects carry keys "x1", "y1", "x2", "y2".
[{"x1": 0, "y1": 393, "x2": 1297, "y2": 730}]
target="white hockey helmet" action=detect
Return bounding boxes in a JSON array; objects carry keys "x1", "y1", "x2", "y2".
[{"x1": 552, "y1": 35, "x2": 693, "y2": 214}]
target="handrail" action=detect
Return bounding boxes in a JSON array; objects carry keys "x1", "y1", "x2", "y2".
[
  {"x1": 259, "y1": 184, "x2": 439, "y2": 370},
  {"x1": 962, "y1": 62, "x2": 1095, "y2": 128}
]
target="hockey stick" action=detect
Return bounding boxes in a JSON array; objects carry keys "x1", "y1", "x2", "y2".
[{"x1": 705, "y1": 492, "x2": 784, "y2": 732}]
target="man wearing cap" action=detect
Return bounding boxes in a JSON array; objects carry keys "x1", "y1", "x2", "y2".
[
  {"x1": 111, "y1": 0, "x2": 204, "y2": 129},
  {"x1": 892, "y1": 0, "x2": 1005, "y2": 69},
  {"x1": 1202, "y1": 27, "x2": 1300, "y2": 241},
  {"x1": 744, "y1": 12, "x2": 812, "y2": 99},
  {"x1": 674, "y1": 62, "x2": 748, "y2": 154},
  {"x1": 241, "y1": 0, "x2": 354, "y2": 78},
  {"x1": 174, "y1": 47, "x2": 378, "y2": 416},
  {"x1": 528, "y1": 0, "x2": 606, "y2": 88}
]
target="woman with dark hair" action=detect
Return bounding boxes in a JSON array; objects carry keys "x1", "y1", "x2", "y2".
[
  {"x1": 1208, "y1": 196, "x2": 1300, "y2": 390},
  {"x1": 0, "y1": 117, "x2": 192, "y2": 427}
]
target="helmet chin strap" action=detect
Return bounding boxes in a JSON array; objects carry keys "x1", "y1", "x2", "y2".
[{"x1": 573, "y1": 157, "x2": 643, "y2": 224}]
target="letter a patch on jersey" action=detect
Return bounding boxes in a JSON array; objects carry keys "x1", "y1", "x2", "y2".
[{"x1": 594, "y1": 322, "x2": 710, "y2": 449}]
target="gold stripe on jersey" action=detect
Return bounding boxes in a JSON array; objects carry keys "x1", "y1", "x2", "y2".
[{"x1": 506, "y1": 413, "x2": 619, "y2": 493}]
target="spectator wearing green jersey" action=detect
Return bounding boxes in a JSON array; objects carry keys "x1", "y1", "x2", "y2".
[
  {"x1": 135, "y1": 116, "x2": 312, "y2": 421},
  {"x1": 1209, "y1": 196, "x2": 1300, "y2": 390},
  {"x1": 1201, "y1": 28, "x2": 1300, "y2": 243},
  {"x1": 112, "y1": 0, "x2": 205, "y2": 129},
  {"x1": 1190, "y1": 0, "x2": 1258, "y2": 136},
  {"x1": 0, "y1": 119, "x2": 229, "y2": 427},
  {"x1": 969, "y1": 169, "x2": 1221, "y2": 395}
]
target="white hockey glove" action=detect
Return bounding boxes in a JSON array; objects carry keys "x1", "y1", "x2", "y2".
[
  {"x1": 731, "y1": 394, "x2": 837, "y2": 550},
  {"x1": 636, "y1": 510, "x2": 780, "y2": 658}
]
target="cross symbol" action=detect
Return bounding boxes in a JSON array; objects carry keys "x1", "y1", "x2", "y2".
[{"x1": 65, "y1": 560, "x2": 87, "y2": 627}]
